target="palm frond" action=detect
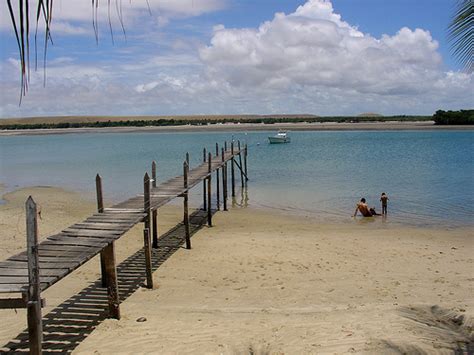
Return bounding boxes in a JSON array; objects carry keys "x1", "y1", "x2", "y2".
[{"x1": 448, "y1": 0, "x2": 473, "y2": 73}]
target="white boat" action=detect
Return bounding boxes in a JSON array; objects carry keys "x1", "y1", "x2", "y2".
[{"x1": 268, "y1": 131, "x2": 291, "y2": 144}]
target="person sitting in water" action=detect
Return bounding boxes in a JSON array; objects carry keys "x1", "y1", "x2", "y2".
[{"x1": 353, "y1": 198, "x2": 380, "y2": 217}]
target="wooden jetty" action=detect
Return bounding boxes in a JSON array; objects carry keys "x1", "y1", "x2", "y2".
[{"x1": 0, "y1": 141, "x2": 248, "y2": 354}]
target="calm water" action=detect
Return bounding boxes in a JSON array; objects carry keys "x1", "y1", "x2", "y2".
[{"x1": 1, "y1": 130, "x2": 473, "y2": 227}]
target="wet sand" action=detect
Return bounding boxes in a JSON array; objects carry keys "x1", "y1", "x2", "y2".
[{"x1": 0, "y1": 187, "x2": 472, "y2": 353}]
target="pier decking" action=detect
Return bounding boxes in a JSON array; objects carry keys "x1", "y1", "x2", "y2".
[{"x1": 0, "y1": 141, "x2": 248, "y2": 354}]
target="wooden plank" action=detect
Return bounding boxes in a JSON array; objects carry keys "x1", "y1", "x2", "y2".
[
  {"x1": 0, "y1": 284, "x2": 24, "y2": 293},
  {"x1": 38, "y1": 243, "x2": 95, "y2": 253},
  {"x1": 103, "y1": 208, "x2": 144, "y2": 213},
  {"x1": 0, "y1": 260, "x2": 75, "y2": 270},
  {"x1": 62, "y1": 228, "x2": 123, "y2": 237},
  {"x1": 0, "y1": 298, "x2": 46, "y2": 309},
  {"x1": 85, "y1": 215, "x2": 144, "y2": 222},
  {"x1": 0, "y1": 268, "x2": 68, "y2": 278},
  {"x1": 47, "y1": 235, "x2": 113, "y2": 246},
  {"x1": 0, "y1": 275, "x2": 56, "y2": 284},
  {"x1": 69, "y1": 222, "x2": 130, "y2": 231}
]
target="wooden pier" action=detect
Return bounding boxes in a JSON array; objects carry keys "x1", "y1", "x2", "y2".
[{"x1": 0, "y1": 141, "x2": 248, "y2": 354}]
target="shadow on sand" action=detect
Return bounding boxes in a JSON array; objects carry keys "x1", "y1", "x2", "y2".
[
  {"x1": 379, "y1": 305, "x2": 473, "y2": 354},
  {"x1": 1, "y1": 208, "x2": 213, "y2": 354}
]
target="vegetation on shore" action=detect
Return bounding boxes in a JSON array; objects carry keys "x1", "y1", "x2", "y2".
[
  {"x1": 0, "y1": 115, "x2": 433, "y2": 130},
  {"x1": 433, "y1": 110, "x2": 474, "y2": 125}
]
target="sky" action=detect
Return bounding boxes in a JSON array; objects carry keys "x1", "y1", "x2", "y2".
[{"x1": 0, "y1": 0, "x2": 472, "y2": 118}]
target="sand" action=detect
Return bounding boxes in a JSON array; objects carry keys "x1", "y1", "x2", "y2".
[
  {"x1": 1, "y1": 121, "x2": 474, "y2": 136},
  {"x1": 0, "y1": 187, "x2": 473, "y2": 354}
]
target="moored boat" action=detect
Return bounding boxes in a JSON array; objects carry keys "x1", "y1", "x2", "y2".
[{"x1": 268, "y1": 131, "x2": 291, "y2": 144}]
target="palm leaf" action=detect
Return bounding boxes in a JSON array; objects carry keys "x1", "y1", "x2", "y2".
[{"x1": 448, "y1": 0, "x2": 473, "y2": 73}]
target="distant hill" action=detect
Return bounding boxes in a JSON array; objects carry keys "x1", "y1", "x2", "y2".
[{"x1": 357, "y1": 113, "x2": 384, "y2": 117}]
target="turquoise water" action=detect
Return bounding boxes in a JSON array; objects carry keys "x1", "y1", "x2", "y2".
[{"x1": 1, "y1": 130, "x2": 473, "y2": 227}]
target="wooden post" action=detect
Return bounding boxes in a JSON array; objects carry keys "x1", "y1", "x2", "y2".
[
  {"x1": 215, "y1": 143, "x2": 220, "y2": 210},
  {"x1": 142, "y1": 173, "x2": 154, "y2": 288},
  {"x1": 244, "y1": 144, "x2": 248, "y2": 184},
  {"x1": 103, "y1": 242, "x2": 120, "y2": 319},
  {"x1": 96, "y1": 174, "x2": 107, "y2": 287},
  {"x1": 238, "y1": 140, "x2": 244, "y2": 187},
  {"x1": 144, "y1": 173, "x2": 151, "y2": 233},
  {"x1": 186, "y1": 152, "x2": 189, "y2": 167},
  {"x1": 207, "y1": 152, "x2": 212, "y2": 227},
  {"x1": 96, "y1": 174, "x2": 104, "y2": 213},
  {"x1": 26, "y1": 196, "x2": 42, "y2": 355},
  {"x1": 222, "y1": 147, "x2": 228, "y2": 211},
  {"x1": 143, "y1": 228, "x2": 153, "y2": 289},
  {"x1": 151, "y1": 161, "x2": 158, "y2": 249},
  {"x1": 183, "y1": 161, "x2": 191, "y2": 249},
  {"x1": 231, "y1": 141, "x2": 236, "y2": 197},
  {"x1": 151, "y1": 161, "x2": 157, "y2": 188},
  {"x1": 202, "y1": 148, "x2": 207, "y2": 211},
  {"x1": 224, "y1": 141, "x2": 227, "y2": 151}
]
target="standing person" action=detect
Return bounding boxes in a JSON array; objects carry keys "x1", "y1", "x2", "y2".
[{"x1": 380, "y1": 192, "x2": 389, "y2": 215}]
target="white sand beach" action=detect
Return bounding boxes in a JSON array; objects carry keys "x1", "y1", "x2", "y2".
[{"x1": 0, "y1": 187, "x2": 472, "y2": 353}]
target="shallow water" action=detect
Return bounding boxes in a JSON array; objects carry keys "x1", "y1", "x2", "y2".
[{"x1": 0, "y1": 130, "x2": 472, "y2": 227}]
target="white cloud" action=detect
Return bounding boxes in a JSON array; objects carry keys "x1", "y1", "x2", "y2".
[
  {"x1": 0, "y1": 0, "x2": 472, "y2": 118},
  {"x1": 0, "y1": 0, "x2": 226, "y2": 32}
]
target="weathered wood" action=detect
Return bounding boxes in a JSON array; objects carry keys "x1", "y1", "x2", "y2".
[
  {"x1": 0, "y1": 275, "x2": 56, "y2": 284},
  {"x1": 103, "y1": 242, "x2": 120, "y2": 319},
  {"x1": 231, "y1": 141, "x2": 236, "y2": 197},
  {"x1": 186, "y1": 152, "x2": 190, "y2": 167},
  {"x1": 47, "y1": 235, "x2": 112, "y2": 246},
  {"x1": 244, "y1": 144, "x2": 248, "y2": 183},
  {"x1": 152, "y1": 161, "x2": 157, "y2": 188},
  {"x1": 152, "y1": 209, "x2": 158, "y2": 249},
  {"x1": 151, "y1": 162, "x2": 159, "y2": 249},
  {"x1": 0, "y1": 297, "x2": 45, "y2": 309},
  {"x1": 183, "y1": 161, "x2": 191, "y2": 249},
  {"x1": 0, "y1": 284, "x2": 24, "y2": 293},
  {"x1": 216, "y1": 143, "x2": 220, "y2": 210},
  {"x1": 62, "y1": 228, "x2": 122, "y2": 237},
  {"x1": 238, "y1": 140, "x2": 244, "y2": 187},
  {"x1": 25, "y1": 196, "x2": 43, "y2": 355},
  {"x1": 0, "y1": 260, "x2": 74, "y2": 270},
  {"x1": 143, "y1": 172, "x2": 151, "y2": 232},
  {"x1": 96, "y1": 174, "x2": 107, "y2": 288},
  {"x1": 143, "y1": 228, "x2": 153, "y2": 289},
  {"x1": 222, "y1": 147, "x2": 228, "y2": 211},
  {"x1": 202, "y1": 147, "x2": 207, "y2": 211},
  {"x1": 207, "y1": 153, "x2": 213, "y2": 226},
  {"x1": 0, "y1": 267, "x2": 68, "y2": 277},
  {"x1": 96, "y1": 174, "x2": 104, "y2": 213}
]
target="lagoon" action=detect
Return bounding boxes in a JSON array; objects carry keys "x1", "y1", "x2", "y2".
[{"x1": 1, "y1": 130, "x2": 472, "y2": 227}]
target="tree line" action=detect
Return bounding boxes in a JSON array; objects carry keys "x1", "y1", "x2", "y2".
[
  {"x1": 0, "y1": 115, "x2": 433, "y2": 130},
  {"x1": 433, "y1": 110, "x2": 474, "y2": 125}
]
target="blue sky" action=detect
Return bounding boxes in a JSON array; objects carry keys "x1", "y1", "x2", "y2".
[{"x1": 0, "y1": 0, "x2": 472, "y2": 118}]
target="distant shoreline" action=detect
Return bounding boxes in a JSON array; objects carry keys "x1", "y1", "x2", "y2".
[{"x1": 1, "y1": 121, "x2": 473, "y2": 136}]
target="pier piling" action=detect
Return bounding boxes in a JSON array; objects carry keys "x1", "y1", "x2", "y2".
[
  {"x1": 183, "y1": 161, "x2": 191, "y2": 249},
  {"x1": 26, "y1": 197, "x2": 42, "y2": 355}
]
